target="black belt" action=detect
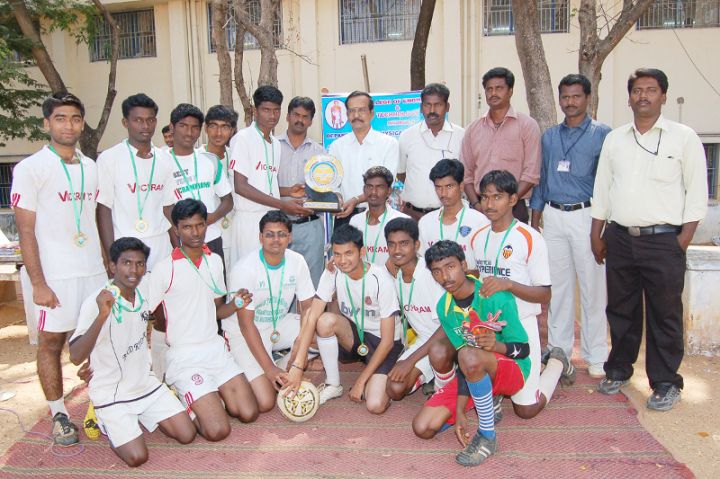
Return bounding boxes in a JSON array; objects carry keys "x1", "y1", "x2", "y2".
[
  {"x1": 289, "y1": 214, "x2": 319, "y2": 225},
  {"x1": 614, "y1": 223, "x2": 681, "y2": 237},
  {"x1": 547, "y1": 200, "x2": 591, "y2": 212},
  {"x1": 405, "y1": 202, "x2": 439, "y2": 214}
]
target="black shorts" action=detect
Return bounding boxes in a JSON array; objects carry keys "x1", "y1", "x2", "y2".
[{"x1": 338, "y1": 317, "x2": 404, "y2": 375}]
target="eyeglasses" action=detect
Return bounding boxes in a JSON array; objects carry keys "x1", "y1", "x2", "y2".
[
  {"x1": 262, "y1": 231, "x2": 290, "y2": 239},
  {"x1": 348, "y1": 107, "x2": 370, "y2": 115}
]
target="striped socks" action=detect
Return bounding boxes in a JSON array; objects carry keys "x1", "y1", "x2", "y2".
[
  {"x1": 466, "y1": 374, "x2": 495, "y2": 440},
  {"x1": 432, "y1": 367, "x2": 456, "y2": 390}
]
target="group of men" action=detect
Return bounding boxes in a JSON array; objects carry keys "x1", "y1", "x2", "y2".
[{"x1": 10, "y1": 65, "x2": 707, "y2": 468}]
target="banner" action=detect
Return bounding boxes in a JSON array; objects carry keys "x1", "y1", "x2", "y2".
[{"x1": 320, "y1": 91, "x2": 423, "y2": 149}]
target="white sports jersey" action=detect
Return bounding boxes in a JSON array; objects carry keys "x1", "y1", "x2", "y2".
[
  {"x1": 349, "y1": 207, "x2": 410, "y2": 267},
  {"x1": 394, "y1": 257, "x2": 444, "y2": 343},
  {"x1": 148, "y1": 246, "x2": 226, "y2": 347},
  {"x1": 71, "y1": 282, "x2": 160, "y2": 407},
  {"x1": 10, "y1": 145, "x2": 104, "y2": 280},
  {"x1": 96, "y1": 140, "x2": 175, "y2": 239},
  {"x1": 197, "y1": 144, "x2": 235, "y2": 237},
  {"x1": 470, "y1": 221, "x2": 551, "y2": 320},
  {"x1": 228, "y1": 124, "x2": 281, "y2": 213},
  {"x1": 165, "y1": 148, "x2": 232, "y2": 242},
  {"x1": 418, "y1": 206, "x2": 489, "y2": 268},
  {"x1": 223, "y1": 248, "x2": 315, "y2": 335},
  {"x1": 316, "y1": 262, "x2": 400, "y2": 340}
]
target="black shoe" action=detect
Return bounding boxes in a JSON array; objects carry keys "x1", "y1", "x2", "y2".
[
  {"x1": 493, "y1": 394, "x2": 504, "y2": 424},
  {"x1": 52, "y1": 412, "x2": 79, "y2": 446},
  {"x1": 646, "y1": 384, "x2": 681, "y2": 411},
  {"x1": 455, "y1": 431, "x2": 497, "y2": 467}
]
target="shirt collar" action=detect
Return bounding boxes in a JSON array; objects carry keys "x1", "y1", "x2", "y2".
[
  {"x1": 561, "y1": 114, "x2": 592, "y2": 130},
  {"x1": 419, "y1": 120, "x2": 454, "y2": 134},
  {"x1": 351, "y1": 128, "x2": 379, "y2": 145},
  {"x1": 171, "y1": 245, "x2": 213, "y2": 263},
  {"x1": 481, "y1": 106, "x2": 518, "y2": 123},
  {"x1": 277, "y1": 131, "x2": 312, "y2": 147},
  {"x1": 628, "y1": 115, "x2": 668, "y2": 134}
]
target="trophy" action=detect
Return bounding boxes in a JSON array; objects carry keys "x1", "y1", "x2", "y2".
[{"x1": 303, "y1": 154, "x2": 344, "y2": 212}]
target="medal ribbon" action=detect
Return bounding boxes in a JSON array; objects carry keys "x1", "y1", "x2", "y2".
[
  {"x1": 179, "y1": 247, "x2": 229, "y2": 295},
  {"x1": 125, "y1": 140, "x2": 156, "y2": 222},
  {"x1": 259, "y1": 250, "x2": 286, "y2": 333},
  {"x1": 397, "y1": 271, "x2": 416, "y2": 344},
  {"x1": 439, "y1": 206, "x2": 466, "y2": 242},
  {"x1": 111, "y1": 289, "x2": 145, "y2": 324},
  {"x1": 344, "y1": 263, "x2": 367, "y2": 347},
  {"x1": 482, "y1": 219, "x2": 517, "y2": 277},
  {"x1": 171, "y1": 148, "x2": 200, "y2": 200},
  {"x1": 255, "y1": 125, "x2": 276, "y2": 195},
  {"x1": 50, "y1": 145, "x2": 85, "y2": 239},
  {"x1": 363, "y1": 209, "x2": 389, "y2": 263}
]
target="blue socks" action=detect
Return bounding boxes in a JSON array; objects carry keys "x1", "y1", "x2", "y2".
[{"x1": 466, "y1": 374, "x2": 495, "y2": 439}]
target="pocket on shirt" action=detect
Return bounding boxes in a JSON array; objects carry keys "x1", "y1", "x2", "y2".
[
  {"x1": 497, "y1": 140, "x2": 524, "y2": 166},
  {"x1": 649, "y1": 151, "x2": 682, "y2": 184}
]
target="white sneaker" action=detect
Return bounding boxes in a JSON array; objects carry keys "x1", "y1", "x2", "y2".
[
  {"x1": 318, "y1": 383, "x2": 343, "y2": 405},
  {"x1": 588, "y1": 363, "x2": 606, "y2": 379}
]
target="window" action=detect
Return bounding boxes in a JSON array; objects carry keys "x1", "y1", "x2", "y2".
[
  {"x1": 638, "y1": 0, "x2": 720, "y2": 29},
  {"x1": 706, "y1": 143, "x2": 719, "y2": 199},
  {"x1": 0, "y1": 163, "x2": 16, "y2": 209},
  {"x1": 484, "y1": 0, "x2": 569, "y2": 36},
  {"x1": 90, "y1": 10, "x2": 156, "y2": 62},
  {"x1": 207, "y1": 1, "x2": 282, "y2": 52},
  {"x1": 339, "y1": 0, "x2": 421, "y2": 45}
]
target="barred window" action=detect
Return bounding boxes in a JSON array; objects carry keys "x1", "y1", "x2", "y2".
[
  {"x1": 89, "y1": 10, "x2": 156, "y2": 62},
  {"x1": 484, "y1": 0, "x2": 569, "y2": 36},
  {"x1": 207, "y1": 1, "x2": 282, "y2": 52},
  {"x1": 706, "y1": 143, "x2": 719, "y2": 199},
  {"x1": 339, "y1": 0, "x2": 421, "y2": 45},
  {"x1": 0, "y1": 163, "x2": 16, "y2": 209},
  {"x1": 638, "y1": 0, "x2": 720, "y2": 29}
]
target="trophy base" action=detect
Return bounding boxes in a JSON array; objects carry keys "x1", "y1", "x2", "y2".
[{"x1": 303, "y1": 201, "x2": 342, "y2": 213}]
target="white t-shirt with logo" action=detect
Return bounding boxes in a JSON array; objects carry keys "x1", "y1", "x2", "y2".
[
  {"x1": 10, "y1": 146, "x2": 104, "y2": 280},
  {"x1": 71, "y1": 282, "x2": 160, "y2": 407},
  {"x1": 228, "y1": 124, "x2": 281, "y2": 213},
  {"x1": 223, "y1": 248, "x2": 315, "y2": 335},
  {"x1": 394, "y1": 257, "x2": 444, "y2": 343},
  {"x1": 349, "y1": 207, "x2": 410, "y2": 267},
  {"x1": 418, "y1": 206, "x2": 489, "y2": 268},
  {"x1": 96, "y1": 140, "x2": 175, "y2": 239},
  {"x1": 316, "y1": 262, "x2": 400, "y2": 340},
  {"x1": 470, "y1": 221, "x2": 551, "y2": 320},
  {"x1": 197, "y1": 144, "x2": 235, "y2": 238}
]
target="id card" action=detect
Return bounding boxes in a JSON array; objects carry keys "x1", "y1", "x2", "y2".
[{"x1": 557, "y1": 160, "x2": 570, "y2": 172}]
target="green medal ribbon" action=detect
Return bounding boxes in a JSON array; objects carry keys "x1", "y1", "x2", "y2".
[
  {"x1": 171, "y1": 148, "x2": 200, "y2": 201},
  {"x1": 439, "y1": 206, "x2": 466, "y2": 241},
  {"x1": 254, "y1": 125, "x2": 276, "y2": 195},
  {"x1": 259, "y1": 250, "x2": 286, "y2": 335},
  {"x1": 50, "y1": 145, "x2": 85, "y2": 242},
  {"x1": 397, "y1": 271, "x2": 416, "y2": 344},
  {"x1": 363, "y1": 209, "x2": 389, "y2": 263},
  {"x1": 179, "y1": 247, "x2": 228, "y2": 294},
  {"x1": 111, "y1": 288, "x2": 145, "y2": 324},
  {"x1": 482, "y1": 219, "x2": 517, "y2": 276},
  {"x1": 125, "y1": 140, "x2": 156, "y2": 223},
  {"x1": 344, "y1": 262, "x2": 367, "y2": 348}
]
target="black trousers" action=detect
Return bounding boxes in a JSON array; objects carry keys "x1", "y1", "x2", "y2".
[{"x1": 604, "y1": 223, "x2": 686, "y2": 389}]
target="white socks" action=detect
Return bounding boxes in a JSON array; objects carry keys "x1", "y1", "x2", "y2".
[
  {"x1": 432, "y1": 366, "x2": 456, "y2": 390},
  {"x1": 48, "y1": 398, "x2": 68, "y2": 418},
  {"x1": 151, "y1": 329, "x2": 168, "y2": 383},
  {"x1": 538, "y1": 358, "x2": 564, "y2": 405},
  {"x1": 317, "y1": 335, "x2": 341, "y2": 386}
]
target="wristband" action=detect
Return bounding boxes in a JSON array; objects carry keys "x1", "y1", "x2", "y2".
[{"x1": 291, "y1": 363, "x2": 304, "y2": 371}]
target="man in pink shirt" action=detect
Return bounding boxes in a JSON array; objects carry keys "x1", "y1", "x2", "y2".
[{"x1": 460, "y1": 67, "x2": 541, "y2": 223}]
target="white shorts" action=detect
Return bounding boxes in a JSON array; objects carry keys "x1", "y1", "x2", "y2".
[
  {"x1": 36, "y1": 272, "x2": 106, "y2": 333},
  {"x1": 226, "y1": 313, "x2": 300, "y2": 382},
  {"x1": 398, "y1": 338, "x2": 433, "y2": 384},
  {"x1": 139, "y1": 233, "x2": 172, "y2": 272},
  {"x1": 166, "y1": 335, "x2": 243, "y2": 411},
  {"x1": 511, "y1": 315, "x2": 542, "y2": 406},
  {"x1": 229, "y1": 210, "x2": 265, "y2": 268},
  {"x1": 94, "y1": 384, "x2": 185, "y2": 448}
]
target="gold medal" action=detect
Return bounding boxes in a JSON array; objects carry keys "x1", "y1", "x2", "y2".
[
  {"x1": 357, "y1": 343, "x2": 369, "y2": 356},
  {"x1": 221, "y1": 217, "x2": 230, "y2": 229},
  {"x1": 105, "y1": 284, "x2": 121, "y2": 300},
  {"x1": 74, "y1": 232, "x2": 88, "y2": 247},
  {"x1": 270, "y1": 330, "x2": 280, "y2": 344},
  {"x1": 135, "y1": 219, "x2": 149, "y2": 233}
]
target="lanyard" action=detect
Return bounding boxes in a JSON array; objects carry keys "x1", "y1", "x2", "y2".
[
  {"x1": 397, "y1": 270, "x2": 416, "y2": 342},
  {"x1": 111, "y1": 289, "x2": 145, "y2": 324},
  {"x1": 344, "y1": 263, "x2": 367, "y2": 346},
  {"x1": 364, "y1": 209, "x2": 389, "y2": 263},
  {"x1": 255, "y1": 125, "x2": 276, "y2": 194},
  {"x1": 558, "y1": 119, "x2": 591, "y2": 160},
  {"x1": 171, "y1": 148, "x2": 200, "y2": 200},
  {"x1": 439, "y1": 206, "x2": 466, "y2": 241},
  {"x1": 632, "y1": 128, "x2": 662, "y2": 156},
  {"x1": 482, "y1": 220, "x2": 516, "y2": 276},
  {"x1": 179, "y1": 247, "x2": 228, "y2": 295},
  {"x1": 259, "y1": 250, "x2": 286, "y2": 333},
  {"x1": 125, "y1": 140, "x2": 156, "y2": 221},
  {"x1": 50, "y1": 145, "x2": 84, "y2": 236}
]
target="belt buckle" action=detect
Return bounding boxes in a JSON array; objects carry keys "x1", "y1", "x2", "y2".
[{"x1": 628, "y1": 226, "x2": 641, "y2": 237}]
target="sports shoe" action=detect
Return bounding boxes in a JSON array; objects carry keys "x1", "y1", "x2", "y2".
[
  {"x1": 52, "y1": 412, "x2": 79, "y2": 447},
  {"x1": 646, "y1": 384, "x2": 681, "y2": 411},
  {"x1": 597, "y1": 378, "x2": 628, "y2": 395},
  {"x1": 540, "y1": 347, "x2": 551, "y2": 365},
  {"x1": 549, "y1": 347, "x2": 576, "y2": 386},
  {"x1": 317, "y1": 383, "x2": 343, "y2": 405},
  {"x1": 421, "y1": 380, "x2": 435, "y2": 397},
  {"x1": 588, "y1": 363, "x2": 606, "y2": 379},
  {"x1": 83, "y1": 402, "x2": 101, "y2": 440},
  {"x1": 455, "y1": 432, "x2": 498, "y2": 467},
  {"x1": 493, "y1": 394, "x2": 504, "y2": 424}
]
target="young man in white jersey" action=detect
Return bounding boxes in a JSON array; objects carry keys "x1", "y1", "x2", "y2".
[
  {"x1": 224, "y1": 210, "x2": 315, "y2": 413},
  {"x1": 229, "y1": 86, "x2": 313, "y2": 266},
  {"x1": 286, "y1": 225, "x2": 403, "y2": 414},
  {"x1": 148, "y1": 199, "x2": 258, "y2": 441},
  {"x1": 97, "y1": 93, "x2": 176, "y2": 271},
  {"x1": 383, "y1": 218, "x2": 445, "y2": 400},
  {"x1": 418, "y1": 159, "x2": 489, "y2": 275},
  {"x1": 69, "y1": 238, "x2": 196, "y2": 467},
  {"x1": 349, "y1": 166, "x2": 409, "y2": 267},
  {"x1": 469, "y1": 170, "x2": 574, "y2": 419},
  {"x1": 11, "y1": 93, "x2": 106, "y2": 446}
]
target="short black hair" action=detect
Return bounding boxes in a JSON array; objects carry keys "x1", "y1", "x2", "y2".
[
  {"x1": 171, "y1": 198, "x2": 207, "y2": 226},
  {"x1": 421, "y1": 83, "x2": 450, "y2": 103},
  {"x1": 345, "y1": 91, "x2": 374, "y2": 111},
  {"x1": 253, "y1": 85, "x2": 284, "y2": 108},
  {"x1": 363, "y1": 166, "x2": 394, "y2": 188},
  {"x1": 627, "y1": 68, "x2": 669, "y2": 94},
  {"x1": 170, "y1": 103, "x2": 204, "y2": 127},
  {"x1": 479, "y1": 170, "x2": 518, "y2": 196},
  {"x1": 259, "y1": 210, "x2": 292, "y2": 233},
  {"x1": 425, "y1": 240, "x2": 465, "y2": 268},
  {"x1": 558, "y1": 74, "x2": 591, "y2": 96},
  {"x1": 42, "y1": 92, "x2": 85, "y2": 119},
  {"x1": 331, "y1": 224, "x2": 363, "y2": 249},
  {"x1": 205, "y1": 105, "x2": 238, "y2": 128},
  {"x1": 288, "y1": 96, "x2": 316, "y2": 118},
  {"x1": 121, "y1": 93, "x2": 159, "y2": 118},
  {"x1": 384, "y1": 217, "x2": 419, "y2": 242},
  {"x1": 109, "y1": 237, "x2": 151, "y2": 263},
  {"x1": 429, "y1": 158, "x2": 464, "y2": 184},
  {"x1": 161, "y1": 125, "x2": 171, "y2": 134},
  {"x1": 482, "y1": 67, "x2": 515, "y2": 89}
]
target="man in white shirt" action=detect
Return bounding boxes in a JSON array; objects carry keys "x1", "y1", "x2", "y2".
[
  {"x1": 418, "y1": 159, "x2": 489, "y2": 274},
  {"x1": 11, "y1": 93, "x2": 106, "y2": 446},
  {"x1": 69, "y1": 238, "x2": 196, "y2": 467},
  {"x1": 97, "y1": 93, "x2": 176, "y2": 271},
  {"x1": 591, "y1": 68, "x2": 708, "y2": 411},
  {"x1": 349, "y1": 166, "x2": 409, "y2": 267},
  {"x1": 224, "y1": 211, "x2": 315, "y2": 414},
  {"x1": 329, "y1": 91, "x2": 399, "y2": 228},
  {"x1": 398, "y1": 83, "x2": 464, "y2": 221}
]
